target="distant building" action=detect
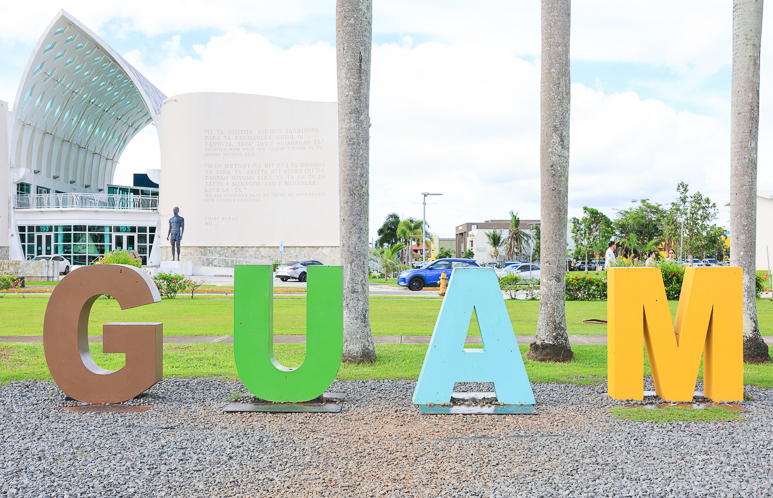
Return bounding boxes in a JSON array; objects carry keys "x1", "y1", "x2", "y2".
[{"x1": 455, "y1": 219, "x2": 540, "y2": 262}]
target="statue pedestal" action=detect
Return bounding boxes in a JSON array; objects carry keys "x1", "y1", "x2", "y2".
[{"x1": 160, "y1": 260, "x2": 192, "y2": 276}]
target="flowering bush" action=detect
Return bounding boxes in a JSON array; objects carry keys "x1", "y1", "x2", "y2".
[
  {"x1": 756, "y1": 273, "x2": 768, "y2": 297},
  {"x1": 152, "y1": 272, "x2": 189, "y2": 299},
  {"x1": 655, "y1": 260, "x2": 685, "y2": 300},
  {"x1": 0, "y1": 276, "x2": 24, "y2": 298},
  {"x1": 565, "y1": 274, "x2": 607, "y2": 301},
  {"x1": 93, "y1": 249, "x2": 142, "y2": 268}
]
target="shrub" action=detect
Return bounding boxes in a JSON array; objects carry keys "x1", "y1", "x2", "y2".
[
  {"x1": 152, "y1": 272, "x2": 189, "y2": 299},
  {"x1": 498, "y1": 273, "x2": 522, "y2": 300},
  {"x1": 756, "y1": 273, "x2": 767, "y2": 298},
  {"x1": 565, "y1": 273, "x2": 607, "y2": 301},
  {"x1": 0, "y1": 275, "x2": 12, "y2": 296},
  {"x1": 93, "y1": 249, "x2": 142, "y2": 268},
  {"x1": 655, "y1": 260, "x2": 685, "y2": 300}
]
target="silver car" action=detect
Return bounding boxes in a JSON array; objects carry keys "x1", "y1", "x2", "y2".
[
  {"x1": 496, "y1": 263, "x2": 540, "y2": 281},
  {"x1": 275, "y1": 260, "x2": 324, "y2": 282}
]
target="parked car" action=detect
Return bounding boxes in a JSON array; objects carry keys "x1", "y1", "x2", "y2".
[
  {"x1": 497, "y1": 263, "x2": 541, "y2": 281},
  {"x1": 690, "y1": 259, "x2": 705, "y2": 267},
  {"x1": 32, "y1": 255, "x2": 71, "y2": 275},
  {"x1": 398, "y1": 258, "x2": 480, "y2": 291},
  {"x1": 702, "y1": 259, "x2": 719, "y2": 266},
  {"x1": 411, "y1": 261, "x2": 424, "y2": 269},
  {"x1": 574, "y1": 260, "x2": 598, "y2": 272},
  {"x1": 275, "y1": 260, "x2": 325, "y2": 282},
  {"x1": 495, "y1": 263, "x2": 525, "y2": 278},
  {"x1": 483, "y1": 262, "x2": 499, "y2": 268}
]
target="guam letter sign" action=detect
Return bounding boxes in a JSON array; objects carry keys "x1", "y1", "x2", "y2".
[
  {"x1": 608, "y1": 267, "x2": 743, "y2": 402},
  {"x1": 234, "y1": 265, "x2": 343, "y2": 403},
  {"x1": 413, "y1": 267, "x2": 535, "y2": 413},
  {"x1": 43, "y1": 265, "x2": 163, "y2": 404}
]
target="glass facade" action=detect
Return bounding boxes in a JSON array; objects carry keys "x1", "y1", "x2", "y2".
[{"x1": 18, "y1": 224, "x2": 156, "y2": 265}]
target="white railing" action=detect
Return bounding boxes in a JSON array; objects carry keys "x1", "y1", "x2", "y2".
[{"x1": 14, "y1": 193, "x2": 159, "y2": 211}]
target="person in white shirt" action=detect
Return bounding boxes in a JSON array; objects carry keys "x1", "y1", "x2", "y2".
[{"x1": 605, "y1": 241, "x2": 617, "y2": 270}]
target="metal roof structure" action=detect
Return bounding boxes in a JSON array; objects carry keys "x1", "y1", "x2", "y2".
[{"x1": 11, "y1": 10, "x2": 166, "y2": 193}]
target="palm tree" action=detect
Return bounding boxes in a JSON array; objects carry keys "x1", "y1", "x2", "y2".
[
  {"x1": 396, "y1": 219, "x2": 424, "y2": 266},
  {"x1": 485, "y1": 229, "x2": 505, "y2": 261},
  {"x1": 376, "y1": 213, "x2": 401, "y2": 247},
  {"x1": 370, "y1": 242, "x2": 405, "y2": 280},
  {"x1": 528, "y1": 0, "x2": 573, "y2": 363},
  {"x1": 505, "y1": 211, "x2": 532, "y2": 261},
  {"x1": 731, "y1": 0, "x2": 769, "y2": 363},
  {"x1": 336, "y1": 0, "x2": 375, "y2": 363}
]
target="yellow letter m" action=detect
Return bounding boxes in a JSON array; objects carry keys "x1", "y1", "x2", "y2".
[{"x1": 608, "y1": 267, "x2": 743, "y2": 402}]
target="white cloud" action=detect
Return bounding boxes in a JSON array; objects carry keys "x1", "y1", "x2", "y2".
[{"x1": 7, "y1": 2, "x2": 773, "y2": 239}]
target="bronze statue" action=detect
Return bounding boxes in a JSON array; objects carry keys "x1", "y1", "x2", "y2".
[{"x1": 167, "y1": 207, "x2": 184, "y2": 261}]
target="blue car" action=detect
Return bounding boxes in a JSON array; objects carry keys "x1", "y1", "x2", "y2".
[{"x1": 398, "y1": 258, "x2": 480, "y2": 291}]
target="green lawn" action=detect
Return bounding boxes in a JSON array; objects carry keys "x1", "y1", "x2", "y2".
[
  {"x1": 3, "y1": 343, "x2": 773, "y2": 389},
  {"x1": 610, "y1": 406, "x2": 744, "y2": 423},
  {"x1": 3, "y1": 294, "x2": 773, "y2": 337}
]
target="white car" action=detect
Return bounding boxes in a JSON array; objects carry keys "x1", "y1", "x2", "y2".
[
  {"x1": 275, "y1": 260, "x2": 324, "y2": 282},
  {"x1": 32, "y1": 255, "x2": 71, "y2": 275},
  {"x1": 496, "y1": 263, "x2": 540, "y2": 281}
]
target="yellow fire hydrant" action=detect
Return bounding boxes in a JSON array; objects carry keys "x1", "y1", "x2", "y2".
[{"x1": 438, "y1": 271, "x2": 448, "y2": 296}]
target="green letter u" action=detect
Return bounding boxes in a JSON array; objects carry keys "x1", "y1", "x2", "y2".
[{"x1": 234, "y1": 265, "x2": 343, "y2": 402}]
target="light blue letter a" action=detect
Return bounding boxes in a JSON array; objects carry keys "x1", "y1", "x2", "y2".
[{"x1": 412, "y1": 267, "x2": 535, "y2": 405}]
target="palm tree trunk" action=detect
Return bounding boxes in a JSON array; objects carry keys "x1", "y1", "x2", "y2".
[
  {"x1": 337, "y1": 0, "x2": 376, "y2": 363},
  {"x1": 731, "y1": 0, "x2": 769, "y2": 363},
  {"x1": 528, "y1": 0, "x2": 573, "y2": 363}
]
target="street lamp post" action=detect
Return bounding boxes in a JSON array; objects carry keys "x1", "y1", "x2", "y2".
[{"x1": 422, "y1": 192, "x2": 442, "y2": 262}]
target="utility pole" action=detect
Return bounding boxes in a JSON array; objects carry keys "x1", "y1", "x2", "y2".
[{"x1": 422, "y1": 192, "x2": 442, "y2": 262}]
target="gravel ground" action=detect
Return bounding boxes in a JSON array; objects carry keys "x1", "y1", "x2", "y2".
[{"x1": 1, "y1": 378, "x2": 772, "y2": 497}]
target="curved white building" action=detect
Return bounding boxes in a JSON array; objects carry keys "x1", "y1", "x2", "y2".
[
  {"x1": 4, "y1": 10, "x2": 166, "y2": 266},
  {"x1": 2, "y1": 11, "x2": 340, "y2": 272}
]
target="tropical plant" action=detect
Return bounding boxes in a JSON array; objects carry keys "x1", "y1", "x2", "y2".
[
  {"x1": 463, "y1": 249, "x2": 474, "y2": 259},
  {"x1": 436, "y1": 247, "x2": 454, "y2": 259},
  {"x1": 337, "y1": 0, "x2": 376, "y2": 363},
  {"x1": 93, "y1": 249, "x2": 142, "y2": 268},
  {"x1": 731, "y1": 0, "x2": 769, "y2": 363},
  {"x1": 504, "y1": 211, "x2": 532, "y2": 261},
  {"x1": 498, "y1": 273, "x2": 522, "y2": 300},
  {"x1": 529, "y1": 0, "x2": 573, "y2": 363},
  {"x1": 370, "y1": 242, "x2": 406, "y2": 280},
  {"x1": 485, "y1": 229, "x2": 505, "y2": 261}
]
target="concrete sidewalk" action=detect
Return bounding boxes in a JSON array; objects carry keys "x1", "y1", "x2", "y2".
[{"x1": 4, "y1": 334, "x2": 773, "y2": 346}]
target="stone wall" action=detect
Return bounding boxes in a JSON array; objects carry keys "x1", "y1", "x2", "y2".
[
  {"x1": 161, "y1": 246, "x2": 341, "y2": 267},
  {"x1": 0, "y1": 259, "x2": 59, "y2": 280},
  {"x1": 0, "y1": 247, "x2": 8, "y2": 261}
]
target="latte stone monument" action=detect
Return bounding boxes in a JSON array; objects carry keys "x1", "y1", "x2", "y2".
[{"x1": 157, "y1": 93, "x2": 340, "y2": 270}]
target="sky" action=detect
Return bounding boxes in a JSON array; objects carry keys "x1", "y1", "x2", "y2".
[{"x1": 0, "y1": 1, "x2": 771, "y2": 239}]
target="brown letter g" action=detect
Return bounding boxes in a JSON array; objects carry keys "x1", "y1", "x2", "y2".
[{"x1": 44, "y1": 265, "x2": 163, "y2": 404}]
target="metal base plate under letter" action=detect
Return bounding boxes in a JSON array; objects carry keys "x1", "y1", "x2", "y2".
[
  {"x1": 224, "y1": 392, "x2": 346, "y2": 413},
  {"x1": 419, "y1": 392, "x2": 537, "y2": 415},
  {"x1": 62, "y1": 404, "x2": 153, "y2": 413}
]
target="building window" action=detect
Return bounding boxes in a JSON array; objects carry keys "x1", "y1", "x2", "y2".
[
  {"x1": 16, "y1": 183, "x2": 31, "y2": 196},
  {"x1": 17, "y1": 224, "x2": 155, "y2": 265},
  {"x1": 469, "y1": 240, "x2": 474, "y2": 248},
  {"x1": 36, "y1": 186, "x2": 50, "y2": 195}
]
